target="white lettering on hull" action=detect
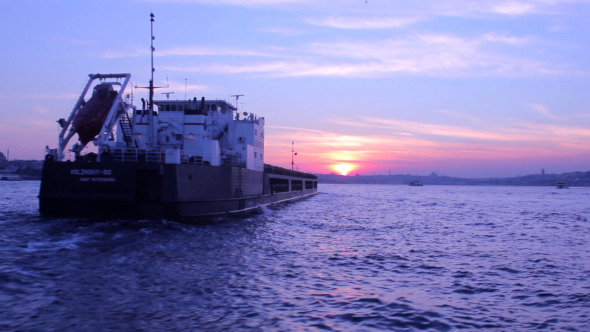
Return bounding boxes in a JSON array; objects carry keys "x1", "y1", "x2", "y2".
[
  {"x1": 71, "y1": 169, "x2": 115, "y2": 182},
  {"x1": 70, "y1": 169, "x2": 112, "y2": 176}
]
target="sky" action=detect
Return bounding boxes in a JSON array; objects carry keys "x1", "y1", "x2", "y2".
[{"x1": 1, "y1": 0, "x2": 589, "y2": 177}]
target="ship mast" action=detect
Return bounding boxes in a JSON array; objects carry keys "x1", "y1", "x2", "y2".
[
  {"x1": 291, "y1": 141, "x2": 296, "y2": 171},
  {"x1": 149, "y1": 12, "x2": 155, "y2": 148}
]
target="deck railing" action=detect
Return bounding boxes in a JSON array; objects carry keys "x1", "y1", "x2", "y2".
[
  {"x1": 99, "y1": 148, "x2": 245, "y2": 167},
  {"x1": 101, "y1": 148, "x2": 205, "y2": 165}
]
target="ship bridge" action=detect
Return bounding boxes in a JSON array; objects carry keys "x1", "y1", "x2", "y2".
[
  {"x1": 153, "y1": 99, "x2": 237, "y2": 115},
  {"x1": 119, "y1": 97, "x2": 265, "y2": 171}
]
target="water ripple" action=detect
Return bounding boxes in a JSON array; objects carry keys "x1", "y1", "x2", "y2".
[{"x1": 1, "y1": 182, "x2": 590, "y2": 330}]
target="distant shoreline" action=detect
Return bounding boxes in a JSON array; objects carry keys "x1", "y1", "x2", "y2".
[
  {"x1": 2, "y1": 160, "x2": 589, "y2": 187},
  {"x1": 317, "y1": 170, "x2": 590, "y2": 187}
]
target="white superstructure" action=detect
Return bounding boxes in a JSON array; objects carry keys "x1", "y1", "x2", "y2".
[
  {"x1": 122, "y1": 98, "x2": 265, "y2": 171},
  {"x1": 48, "y1": 13, "x2": 265, "y2": 172},
  {"x1": 49, "y1": 75, "x2": 265, "y2": 172}
]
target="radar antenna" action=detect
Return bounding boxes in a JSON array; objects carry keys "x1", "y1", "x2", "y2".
[
  {"x1": 162, "y1": 92, "x2": 174, "y2": 100},
  {"x1": 231, "y1": 94, "x2": 244, "y2": 110}
]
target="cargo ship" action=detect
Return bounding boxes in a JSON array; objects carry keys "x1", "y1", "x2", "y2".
[{"x1": 38, "y1": 14, "x2": 317, "y2": 221}]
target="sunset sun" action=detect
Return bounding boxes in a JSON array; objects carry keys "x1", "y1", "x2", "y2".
[{"x1": 332, "y1": 163, "x2": 357, "y2": 176}]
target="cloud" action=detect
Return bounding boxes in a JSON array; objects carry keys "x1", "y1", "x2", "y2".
[
  {"x1": 159, "y1": 79, "x2": 209, "y2": 94},
  {"x1": 102, "y1": 45, "x2": 279, "y2": 59},
  {"x1": 104, "y1": 1, "x2": 583, "y2": 78},
  {"x1": 138, "y1": 0, "x2": 312, "y2": 6},
  {"x1": 0, "y1": 93, "x2": 78, "y2": 100},
  {"x1": 332, "y1": 115, "x2": 590, "y2": 146},
  {"x1": 157, "y1": 30, "x2": 564, "y2": 78},
  {"x1": 263, "y1": 114, "x2": 590, "y2": 174},
  {"x1": 304, "y1": 16, "x2": 422, "y2": 30},
  {"x1": 158, "y1": 46, "x2": 277, "y2": 58},
  {"x1": 376, "y1": 0, "x2": 590, "y2": 18},
  {"x1": 436, "y1": 109, "x2": 483, "y2": 124},
  {"x1": 528, "y1": 103, "x2": 559, "y2": 119},
  {"x1": 49, "y1": 37, "x2": 98, "y2": 46},
  {"x1": 136, "y1": 0, "x2": 589, "y2": 20},
  {"x1": 334, "y1": 116, "x2": 520, "y2": 142},
  {"x1": 258, "y1": 26, "x2": 305, "y2": 36},
  {"x1": 105, "y1": 46, "x2": 266, "y2": 59},
  {"x1": 100, "y1": 48, "x2": 146, "y2": 59},
  {"x1": 481, "y1": 32, "x2": 534, "y2": 45},
  {"x1": 491, "y1": 2, "x2": 535, "y2": 15},
  {"x1": 425, "y1": 0, "x2": 553, "y2": 17},
  {"x1": 32, "y1": 105, "x2": 49, "y2": 115}
]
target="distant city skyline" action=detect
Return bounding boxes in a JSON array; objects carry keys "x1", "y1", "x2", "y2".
[{"x1": 1, "y1": 0, "x2": 589, "y2": 178}]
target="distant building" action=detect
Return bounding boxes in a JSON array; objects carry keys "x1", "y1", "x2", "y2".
[{"x1": 0, "y1": 152, "x2": 8, "y2": 168}]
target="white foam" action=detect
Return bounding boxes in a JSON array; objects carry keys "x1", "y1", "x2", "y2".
[
  {"x1": 257, "y1": 204, "x2": 272, "y2": 215},
  {"x1": 24, "y1": 234, "x2": 85, "y2": 252}
]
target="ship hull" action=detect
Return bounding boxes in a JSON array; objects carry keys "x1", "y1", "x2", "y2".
[{"x1": 39, "y1": 160, "x2": 317, "y2": 221}]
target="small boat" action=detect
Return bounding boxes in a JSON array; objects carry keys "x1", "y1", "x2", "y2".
[
  {"x1": 0, "y1": 174, "x2": 23, "y2": 181},
  {"x1": 409, "y1": 180, "x2": 423, "y2": 186},
  {"x1": 555, "y1": 182, "x2": 569, "y2": 189}
]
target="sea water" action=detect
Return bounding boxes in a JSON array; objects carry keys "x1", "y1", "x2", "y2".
[{"x1": 1, "y1": 181, "x2": 589, "y2": 331}]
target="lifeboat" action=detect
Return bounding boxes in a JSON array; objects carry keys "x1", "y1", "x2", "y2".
[{"x1": 72, "y1": 83, "x2": 117, "y2": 145}]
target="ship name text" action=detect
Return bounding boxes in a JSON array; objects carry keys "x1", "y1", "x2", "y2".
[{"x1": 70, "y1": 169, "x2": 113, "y2": 176}]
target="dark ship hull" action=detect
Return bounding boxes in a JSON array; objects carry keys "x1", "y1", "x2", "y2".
[{"x1": 39, "y1": 160, "x2": 317, "y2": 221}]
